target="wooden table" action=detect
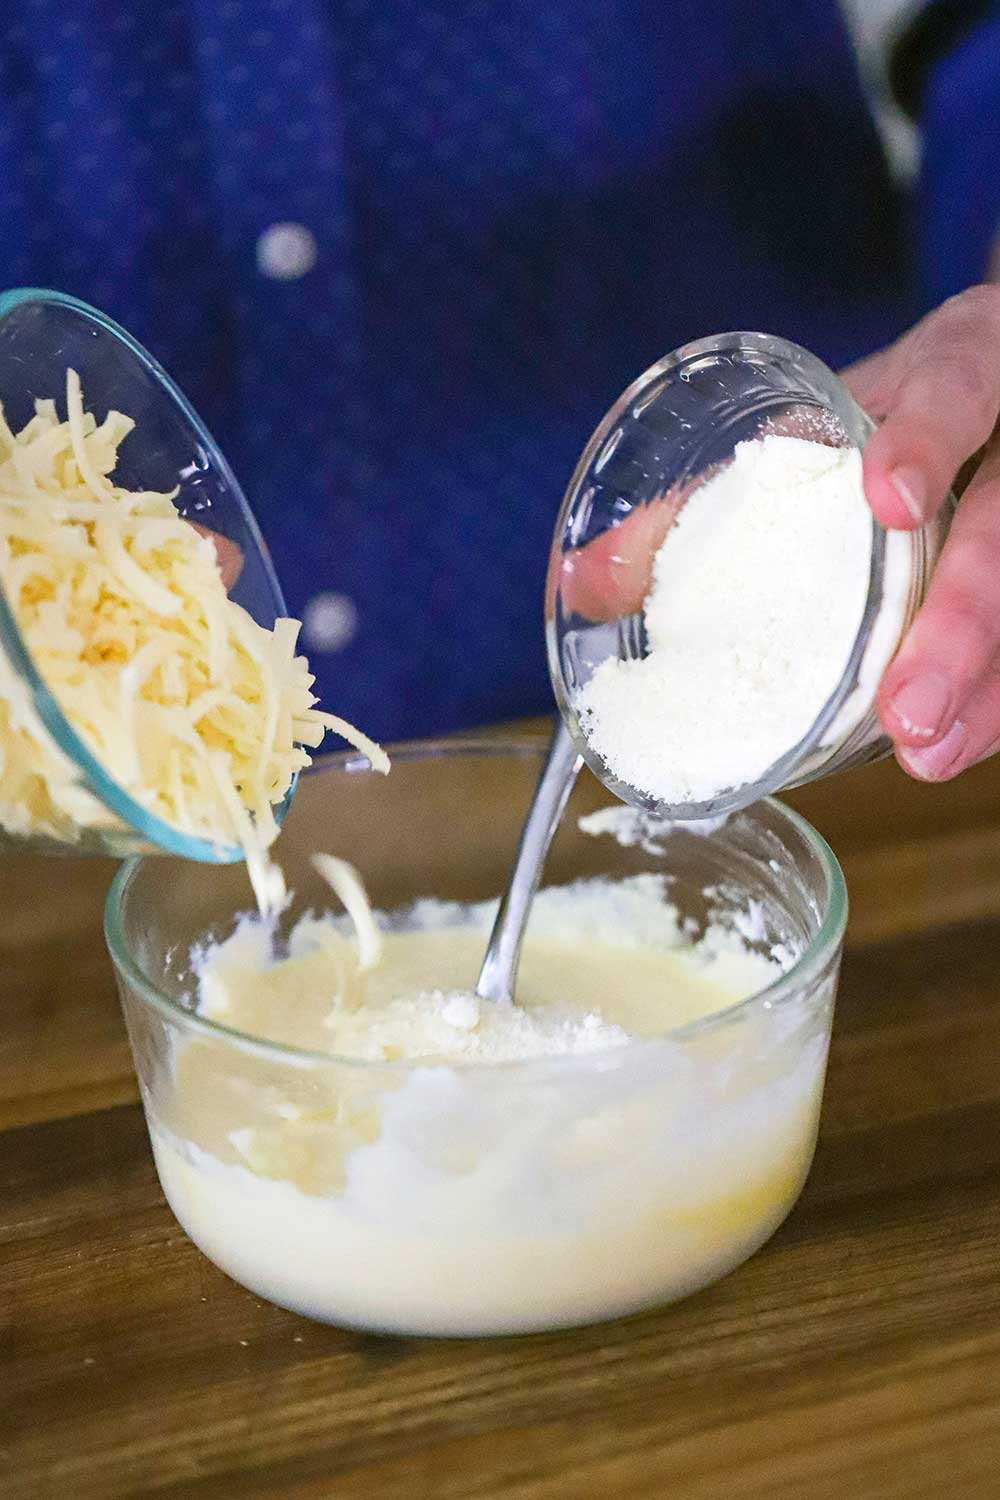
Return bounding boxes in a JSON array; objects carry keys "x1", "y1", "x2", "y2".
[{"x1": 5, "y1": 734, "x2": 1000, "y2": 1499}]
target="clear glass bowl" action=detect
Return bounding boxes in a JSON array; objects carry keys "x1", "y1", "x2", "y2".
[
  {"x1": 106, "y1": 738, "x2": 846, "y2": 1337},
  {"x1": 0, "y1": 287, "x2": 288, "y2": 862},
  {"x1": 547, "y1": 331, "x2": 953, "y2": 820}
]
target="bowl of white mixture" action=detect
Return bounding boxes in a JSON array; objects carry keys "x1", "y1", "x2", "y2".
[{"x1": 106, "y1": 739, "x2": 846, "y2": 1337}]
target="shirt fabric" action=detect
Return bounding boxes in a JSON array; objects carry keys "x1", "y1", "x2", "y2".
[
  {"x1": 916, "y1": 9, "x2": 1000, "y2": 301},
  {"x1": 0, "y1": 0, "x2": 932, "y2": 740}
]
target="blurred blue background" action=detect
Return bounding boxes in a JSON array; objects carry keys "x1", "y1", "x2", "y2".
[{"x1": 1, "y1": 0, "x2": 998, "y2": 741}]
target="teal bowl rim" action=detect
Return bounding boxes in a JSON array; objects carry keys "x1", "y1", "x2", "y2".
[
  {"x1": 0, "y1": 286, "x2": 291, "y2": 863},
  {"x1": 104, "y1": 735, "x2": 849, "y2": 1072}
]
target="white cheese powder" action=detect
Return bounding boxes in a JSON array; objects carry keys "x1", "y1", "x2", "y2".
[{"x1": 576, "y1": 435, "x2": 872, "y2": 806}]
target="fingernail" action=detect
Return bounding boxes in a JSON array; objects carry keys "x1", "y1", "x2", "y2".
[
  {"x1": 889, "y1": 672, "x2": 953, "y2": 739},
  {"x1": 899, "y1": 719, "x2": 968, "y2": 780},
  {"x1": 891, "y1": 466, "x2": 925, "y2": 524}
]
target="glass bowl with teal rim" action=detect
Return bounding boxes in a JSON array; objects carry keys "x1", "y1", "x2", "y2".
[{"x1": 0, "y1": 287, "x2": 290, "y2": 862}]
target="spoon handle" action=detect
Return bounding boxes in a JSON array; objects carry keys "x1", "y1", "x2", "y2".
[{"x1": 475, "y1": 722, "x2": 582, "y2": 1006}]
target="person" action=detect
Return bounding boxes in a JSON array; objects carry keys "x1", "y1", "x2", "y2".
[{"x1": 0, "y1": 0, "x2": 998, "y2": 784}]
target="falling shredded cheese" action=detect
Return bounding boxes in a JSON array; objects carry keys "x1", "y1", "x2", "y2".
[
  {"x1": 0, "y1": 372, "x2": 388, "y2": 909},
  {"x1": 311, "y1": 852, "x2": 382, "y2": 971}
]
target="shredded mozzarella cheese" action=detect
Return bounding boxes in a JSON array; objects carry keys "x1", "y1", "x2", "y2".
[
  {"x1": 311, "y1": 852, "x2": 382, "y2": 971},
  {"x1": 0, "y1": 372, "x2": 387, "y2": 907}
]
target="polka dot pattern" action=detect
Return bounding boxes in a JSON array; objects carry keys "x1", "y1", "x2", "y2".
[
  {"x1": 0, "y1": 0, "x2": 913, "y2": 738},
  {"x1": 302, "y1": 591, "x2": 360, "y2": 653}
]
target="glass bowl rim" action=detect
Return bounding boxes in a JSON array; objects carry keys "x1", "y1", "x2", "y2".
[
  {"x1": 0, "y1": 285, "x2": 288, "y2": 863},
  {"x1": 103, "y1": 734, "x2": 848, "y2": 1071}
]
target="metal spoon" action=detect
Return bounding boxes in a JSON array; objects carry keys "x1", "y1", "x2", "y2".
[{"x1": 475, "y1": 721, "x2": 581, "y2": 1006}]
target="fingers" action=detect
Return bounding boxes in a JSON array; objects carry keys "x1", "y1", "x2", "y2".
[
  {"x1": 862, "y1": 285, "x2": 1000, "y2": 531},
  {"x1": 555, "y1": 486, "x2": 684, "y2": 622},
  {"x1": 840, "y1": 346, "x2": 894, "y2": 417},
  {"x1": 895, "y1": 663, "x2": 1000, "y2": 782},
  {"x1": 880, "y1": 436, "x2": 1000, "y2": 775},
  {"x1": 190, "y1": 522, "x2": 244, "y2": 591}
]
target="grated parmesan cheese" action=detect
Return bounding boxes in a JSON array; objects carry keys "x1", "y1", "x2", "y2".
[{"x1": 0, "y1": 372, "x2": 387, "y2": 909}]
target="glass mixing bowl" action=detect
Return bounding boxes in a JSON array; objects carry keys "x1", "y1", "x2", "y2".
[
  {"x1": 106, "y1": 739, "x2": 846, "y2": 1337},
  {"x1": 547, "y1": 331, "x2": 953, "y2": 821},
  {"x1": 0, "y1": 287, "x2": 288, "y2": 862}
]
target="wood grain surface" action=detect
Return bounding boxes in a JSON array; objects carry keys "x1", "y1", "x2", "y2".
[{"x1": 4, "y1": 733, "x2": 1000, "y2": 1499}]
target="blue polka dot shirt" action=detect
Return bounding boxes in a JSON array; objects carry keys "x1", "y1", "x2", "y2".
[{"x1": 0, "y1": 0, "x2": 966, "y2": 740}]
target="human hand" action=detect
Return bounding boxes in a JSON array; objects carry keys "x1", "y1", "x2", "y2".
[
  {"x1": 190, "y1": 522, "x2": 244, "y2": 590},
  {"x1": 843, "y1": 284, "x2": 1000, "y2": 781}
]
